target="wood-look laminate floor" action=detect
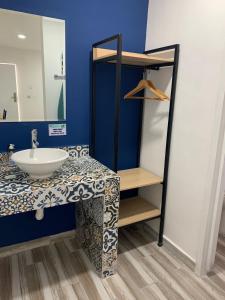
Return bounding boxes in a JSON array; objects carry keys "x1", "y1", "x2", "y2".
[{"x1": 1, "y1": 224, "x2": 225, "y2": 300}]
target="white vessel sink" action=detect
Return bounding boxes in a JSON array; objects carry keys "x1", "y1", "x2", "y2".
[{"x1": 11, "y1": 148, "x2": 69, "y2": 179}]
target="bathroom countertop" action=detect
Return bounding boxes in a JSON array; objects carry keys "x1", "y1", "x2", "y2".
[
  {"x1": 0, "y1": 145, "x2": 120, "y2": 278},
  {"x1": 0, "y1": 148, "x2": 119, "y2": 217}
]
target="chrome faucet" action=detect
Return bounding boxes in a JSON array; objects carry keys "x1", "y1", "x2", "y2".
[{"x1": 31, "y1": 129, "x2": 39, "y2": 149}]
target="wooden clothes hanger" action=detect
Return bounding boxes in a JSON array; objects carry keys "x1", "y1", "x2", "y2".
[{"x1": 124, "y1": 79, "x2": 169, "y2": 101}]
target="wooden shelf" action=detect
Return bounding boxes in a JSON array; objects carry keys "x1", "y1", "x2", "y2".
[
  {"x1": 118, "y1": 197, "x2": 160, "y2": 227},
  {"x1": 118, "y1": 167, "x2": 162, "y2": 191},
  {"x1": 93, "y1": 48, "x2": 174, "y2": 66}
]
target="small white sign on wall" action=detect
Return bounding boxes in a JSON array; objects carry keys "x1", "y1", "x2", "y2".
[{"x1": 49, "y1": 123, "x2": 67, "y2": 136}]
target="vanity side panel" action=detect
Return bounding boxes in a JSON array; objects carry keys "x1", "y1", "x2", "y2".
[{"x1": 76, "y1": 176, "x2": 120, "y2": 278}]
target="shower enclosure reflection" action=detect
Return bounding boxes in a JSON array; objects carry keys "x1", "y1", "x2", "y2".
[{"x1": 0, "y1": 9, "x2": 66, "y2": 122}]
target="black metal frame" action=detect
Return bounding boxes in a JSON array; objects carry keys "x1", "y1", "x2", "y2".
[
  {"x1": 144, "y1": 44, "x2": 180, "y2": 246},
  {"x1": 90, "y1": 34, "x2": 180, "y2": 247}
]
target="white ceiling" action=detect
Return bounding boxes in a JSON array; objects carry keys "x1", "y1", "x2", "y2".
[{"x1": 0, "y1": 9, "x2": 43, "y2": 51}]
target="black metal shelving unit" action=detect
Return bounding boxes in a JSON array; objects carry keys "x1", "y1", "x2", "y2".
[{"x1": 90, "y1": 34, "x2": 179, "y2": 246}]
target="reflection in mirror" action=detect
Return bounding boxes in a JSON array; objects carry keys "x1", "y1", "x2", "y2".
[{"x1": 0, "y1": 9, "x2": 66, "y2": 122}]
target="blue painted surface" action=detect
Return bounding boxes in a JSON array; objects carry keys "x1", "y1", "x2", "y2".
[
  {"x1": 95, "y1": 64, "x2": 143, "y2": 171},
  {"x1": 0, "y1": 205, "x2": 76, "y2": 246},
  {"x1": 0, "y1": 0, "x2": 148, "y2": 246}
]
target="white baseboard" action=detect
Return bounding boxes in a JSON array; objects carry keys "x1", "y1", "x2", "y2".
[
  {"x1": 144, "y1": 222, "x2": 196, "y2": 270},
  {"x1": 164, "y1": 235, "x2": 196, "y2": 265}
]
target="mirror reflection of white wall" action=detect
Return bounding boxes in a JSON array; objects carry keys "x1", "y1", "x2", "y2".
[
  {"x1": 42, "y1": 17, "x2": 66, "y2": 121},
  {"x1": 0, "y1": 64, "x2": 19, "y2": 120},
  {"x1": 0, "y1": 9, "x2": 66, "y2": 122}
]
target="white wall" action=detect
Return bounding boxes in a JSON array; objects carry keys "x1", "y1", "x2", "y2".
[
  {"x1": 141, "y1": 0, "x2": 225, "y2": 261},
  {"x1": 0, "y1": 46, "x2": 45, "y2": 121},
  {"x1": 0, "y1": 64, "x2": 18, "y2": 121}
]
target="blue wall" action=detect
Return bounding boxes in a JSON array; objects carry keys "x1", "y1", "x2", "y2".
[{"x1": 0, "y1": 0, "x2": 148, "y2": 246}]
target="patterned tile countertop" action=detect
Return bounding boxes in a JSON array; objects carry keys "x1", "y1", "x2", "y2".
[
  {"x1": 0, "y1": 145, "x2": 120, "y2": 278},
  {"x1": 0, "y1": 145, "x2": 119, "y2": 217}
]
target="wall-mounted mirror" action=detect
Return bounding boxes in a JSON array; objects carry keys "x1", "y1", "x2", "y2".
[{"x1": 0, "y1": 9, "x2": 66, "y2": 122}]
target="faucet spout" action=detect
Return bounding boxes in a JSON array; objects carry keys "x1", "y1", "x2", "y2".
[{"x1": 31, "y1": 129, "x2": 39, "y2": 149}]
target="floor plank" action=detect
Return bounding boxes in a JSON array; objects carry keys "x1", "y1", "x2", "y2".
[
  {"x1": 0, "y1": 225, "x2": 224, "y2": 299},
  {"x1": 0, "y1": 256, "x2": 12, "y2": 300}
]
